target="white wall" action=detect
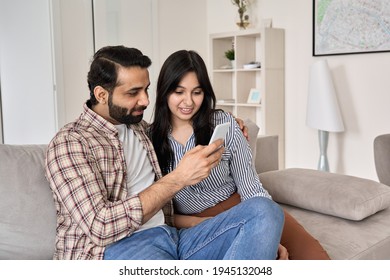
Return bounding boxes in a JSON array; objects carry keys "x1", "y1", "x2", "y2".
[
  {"x1": 0, "y1": 0, "x2": 58, "y2": 144},
  {"x1": 92, "y1": 0, "x2": 208, "y2": 123},
  {"x1": 208, "y1": 0, "x2": 390, "y2": 181},
  {"x1": 0, "y1": 0, "x2": 94, "y2": 143},
  {"x1": 0, "y1": 0, "x2": 209, "y2": 141},
  {"x1": 53, "y1": 0, "x2": 94, "y2": 127},
  {"x1": 157, "y1": 0, "x2": 208, "y2": 64},
  {"x1": 93, "y1": 0, "x2": 157, "y2": 122},
  {"x1": 262, "y1": 0, "x2": 390, "y2": 181}
]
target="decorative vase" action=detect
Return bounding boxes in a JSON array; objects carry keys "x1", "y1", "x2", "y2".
[
  {"x1": 230, "y1": 60, "x2": 236, "y2": 69},
  {"x1": 236, "y1": 21, "x2": 250, "y2": 29},
  {"x1": 236, "y1": 13, "x2": 250, "y2": 30}
]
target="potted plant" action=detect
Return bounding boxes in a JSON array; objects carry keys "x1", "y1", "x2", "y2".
[
  {"x1": 224, "y1": 48, "x2": 235, "y2": 61},
  {"x1": 224, "y1": 48, "x2": 235, "y2": 68}
]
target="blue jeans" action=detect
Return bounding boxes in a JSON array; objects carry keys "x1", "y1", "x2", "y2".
[{"x1": 104, "y1": 197, "x2": 284, "y2": 260}]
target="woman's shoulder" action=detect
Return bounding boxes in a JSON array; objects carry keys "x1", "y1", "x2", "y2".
[{"x1": 212, "y1": 110, "x2": 236, "y2": 125}]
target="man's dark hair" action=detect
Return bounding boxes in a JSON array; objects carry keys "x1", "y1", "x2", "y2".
[{"x1": 87, "y1": 45, "x2": 152, "y2": 105}]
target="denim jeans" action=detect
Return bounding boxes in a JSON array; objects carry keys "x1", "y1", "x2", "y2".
[{"x1": 103, "y1": 197, "x2": 284, "y2": 260}]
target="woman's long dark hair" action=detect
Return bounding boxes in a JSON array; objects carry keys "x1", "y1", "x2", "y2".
[{"x1": 150, "y1": 50, "x2": 218, "y2": 175}]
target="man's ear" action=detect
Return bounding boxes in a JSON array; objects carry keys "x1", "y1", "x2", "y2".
[{"x1": 94, "y1": 86, "x2": 108, "y2": 104}]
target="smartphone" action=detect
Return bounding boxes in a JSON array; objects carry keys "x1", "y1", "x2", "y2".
[{"x1": 209, "y1": 122, "x2": 230, "y2": 144}]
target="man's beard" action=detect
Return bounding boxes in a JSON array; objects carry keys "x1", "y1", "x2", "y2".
[{"x1": 108, "y1": 94, "x2": 146, "y2": 125}]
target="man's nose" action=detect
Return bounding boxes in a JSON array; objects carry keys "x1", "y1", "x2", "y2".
[{"x1": 138, "y1": 90, "x2": 150, "y2": 107}]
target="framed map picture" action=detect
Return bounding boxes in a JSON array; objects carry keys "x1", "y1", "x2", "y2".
[{"x1": 313, "y1": 0, "x2": 390, "y2": 56}]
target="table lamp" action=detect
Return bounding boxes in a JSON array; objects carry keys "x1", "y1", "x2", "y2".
[{"x1": 306, "y1": 59, "x2": 344, "y2": 172}]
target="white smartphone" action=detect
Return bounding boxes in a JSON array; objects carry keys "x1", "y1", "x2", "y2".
[{"x1": 209, "y1": 122, "x2": 230, "y2": 144}]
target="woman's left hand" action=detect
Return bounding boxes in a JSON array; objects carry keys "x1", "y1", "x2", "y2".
[{"x1": 277, "y1": 244, "x2": 289, "y2": 260}]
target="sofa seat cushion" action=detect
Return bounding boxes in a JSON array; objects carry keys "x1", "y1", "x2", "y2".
[
  {"x1": 259, "y1": 168, "x2": 390, "y2": 221},
  {"x1": 282, "y1": 204, "x2": 390, "y2": 259},
  {"x1": 0, "y1": 144, "x2": 56, "y2": 259}
]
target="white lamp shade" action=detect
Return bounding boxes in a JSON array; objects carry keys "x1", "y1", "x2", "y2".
[{"x1": 306, "y1": 60, "x2": 344, "y2": 132}]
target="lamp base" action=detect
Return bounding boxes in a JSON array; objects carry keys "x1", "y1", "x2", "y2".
[{"x1": 318, "y1": 130, "x2": 329, "y2": 172}]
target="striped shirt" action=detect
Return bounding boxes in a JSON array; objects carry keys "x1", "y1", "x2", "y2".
[
  {"x1": 45, "y1": 102, "x2": 174, "y2": 260},
  {"x1": 170, "y1": 111, "x2": 271, "y2": 215}
]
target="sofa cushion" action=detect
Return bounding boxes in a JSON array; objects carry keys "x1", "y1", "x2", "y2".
[
  {"x1": 259, "y1": 168, "x2": 390, "y2": 221},
  {"x1": 282, "y1": 204, "x2": 390, "y2": 259},
  {"x1": 0, "y1": 144, "x2": 56, "y2": 259}
]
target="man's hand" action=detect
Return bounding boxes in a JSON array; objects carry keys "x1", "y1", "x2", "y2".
[
  {"x1": 235, "y1": 117, "x2": 249, "y2": 141},
  {"x1": 174, "y1": 139, "x2": 224, "y2": 186},
  {"x1": 227, "y1": 112, "x2": 249, "y2": 140},
  {"x1": 139, "y1": 139, "x2": 224, "y2": 224}
]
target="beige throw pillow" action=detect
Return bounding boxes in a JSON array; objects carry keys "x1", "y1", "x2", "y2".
[{"x1": 259, "y1": 168, "x2": 390, "y2": 221}]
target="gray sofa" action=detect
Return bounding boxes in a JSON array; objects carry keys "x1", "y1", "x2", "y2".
[
  {"x1": 1, "y1": 134, "x2": 390, "y2": 260},
  {"x1": 256, "y1": 134, "x2": 390, "y2": 260}
]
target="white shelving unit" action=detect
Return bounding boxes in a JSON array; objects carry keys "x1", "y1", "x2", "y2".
[{"x1": 209, "y1": 28, "x2": 285, "y2": 168}]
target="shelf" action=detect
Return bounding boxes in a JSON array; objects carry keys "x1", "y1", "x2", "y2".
[
  {"x1": 213, "y1": 68, "x2": 261, "y2": 73},
  {"x1": 213, "y1": 69, "x2": 234, "y2": 73},
  {"x1": 210, "y1": 28, "x2": 285, "y2": 168},
  {"x1": 236, "y1": 68, "x2": 261, "y2": 72},
  {"x1": 216, "y1": 101, "x2": 261, "y2": 108}
]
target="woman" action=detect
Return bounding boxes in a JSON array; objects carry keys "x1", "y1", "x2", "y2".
[{"x1": 150, "y1": 50, "x2": 330, "y2": 260}]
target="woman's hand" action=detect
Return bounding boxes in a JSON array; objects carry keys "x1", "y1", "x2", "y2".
[{"x1": 277, "y1": 244, "x2": 289, "y2": 260}]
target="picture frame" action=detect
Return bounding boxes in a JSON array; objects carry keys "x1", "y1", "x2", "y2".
[
  {"x1": 313, "y1": 0, "x2": 390, "y2": 56},
  {"x1": 247, "y1": 88, "x2": 261, "y2": 104}
]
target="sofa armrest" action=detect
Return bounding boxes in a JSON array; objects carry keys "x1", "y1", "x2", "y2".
[
  {"x1": 374, "y1": 133, "x2": 390, "y2": 186},
  {"x1": 255, "y1": 135, "x2": 279, "y2": 174},
  {"x1": 0, "y1": 144, "x2": 56, "y2": 259}
]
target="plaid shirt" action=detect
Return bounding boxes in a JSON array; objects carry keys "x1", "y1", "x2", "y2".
[{"x1": 45, "y1": 103, "x2": 174, "y2": 260}]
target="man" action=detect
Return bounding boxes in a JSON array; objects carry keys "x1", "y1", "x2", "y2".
[{"x1": 45, "y1": 45, "x2": 284, "y2": 260}]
